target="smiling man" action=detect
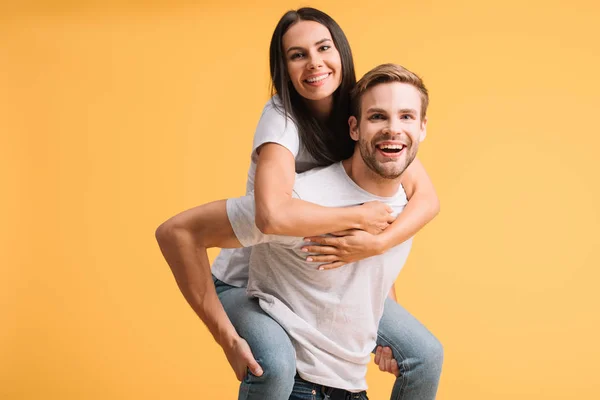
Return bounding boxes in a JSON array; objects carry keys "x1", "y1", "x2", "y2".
[{"x1": 156, "y1": 64, "x2": 441, "y2": 400}]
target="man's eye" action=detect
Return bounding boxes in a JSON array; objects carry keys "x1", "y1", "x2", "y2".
[
  {"x1": 369, "y1": 114, "x2": 385, "y2": 120},
  {"x1": 290, "y1": 53, "x2": 305, "y2": 60},
  {"x1": 400, "y1": 114, "x2": 415, "y2": 120}
]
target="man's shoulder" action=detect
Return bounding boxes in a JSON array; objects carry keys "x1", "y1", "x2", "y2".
[{"x1": 293, "y1": 163, "x2": 343, "y2": 195}]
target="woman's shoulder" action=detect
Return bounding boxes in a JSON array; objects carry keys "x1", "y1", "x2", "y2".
[
  {"x1": 260, "y1": 94, "x2": 284, "y2": 115},
  {"x1": 257, "y1": 95, "x2": 297, "y2": 129}
]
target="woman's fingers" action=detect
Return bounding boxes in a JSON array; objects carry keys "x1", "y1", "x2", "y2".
[
  {"x1": 317, "y1": 261, "x2": 346, "y2": 270},
  {"x1": 307, "y1": 255, "x2": 339, "y2": 263},
  {"x1": 301, "y1": 245, "x2": 339, "y2": 255},
  {"x1": 303, "y1": 236, "x2": 336, "y2": 245}
]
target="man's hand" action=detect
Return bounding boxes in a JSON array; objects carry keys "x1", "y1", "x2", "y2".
[
  {"x1": 222, "y1": 336, "x2": 263, "y2": 381},
  {"x1": 302, "y1": 229, "x2": 386, "y2": 270},
  {"x1": 374, "y1": 346, "x2": 400, "y2": 377}
]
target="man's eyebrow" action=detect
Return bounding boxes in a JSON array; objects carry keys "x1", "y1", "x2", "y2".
[
  {"x1": 366, "y1": 107, "x2": 418, "y2": 115},
  {"x1": 366, "y1": 107, "x2": 387, "y2": 114},
  {"x1": 286, "y1": 38, "x2": 332, "y2": 54},
  {"x1": 398, "y1": 108, "x2": 418, "y2": 114}
]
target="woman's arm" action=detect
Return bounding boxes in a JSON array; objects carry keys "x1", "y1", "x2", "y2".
[
  {"x1": 301, "y1": 157, "x2": 439, "y2": 269},
  {"x1": 254, "y1": 143, "x2": 394, "y2": 236},
  {"x1": 155, "y1": 201, "x2": 262, "y2": 381},
  {"x1": 380, "y1": 157, "x2": 440, "y2": 249}
]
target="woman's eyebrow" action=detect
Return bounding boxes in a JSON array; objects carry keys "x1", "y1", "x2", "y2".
[{"x1": 286, "y1": 38, "x2": 332, "y2": 54}]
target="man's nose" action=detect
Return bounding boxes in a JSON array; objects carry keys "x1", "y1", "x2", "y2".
[{"x1": 383, "y1": 118, "x2": 403, "y2": 135}]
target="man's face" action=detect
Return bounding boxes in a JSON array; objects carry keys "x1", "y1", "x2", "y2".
[{"x1": 349, "y1": 81, "x2": 427, "y2": 179}]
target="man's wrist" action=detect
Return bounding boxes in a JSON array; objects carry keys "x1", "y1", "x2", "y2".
[{"x1": 216, "y1": 326, "x2": 240, "y2": 349}]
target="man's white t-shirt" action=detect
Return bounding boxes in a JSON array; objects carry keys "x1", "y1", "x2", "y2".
[
  {"x1": 211, "y1": 96, "x2": 317, "y2": 287},
  {"x1": 226, "y1": 162, "x2": 412, "y2": 391}
]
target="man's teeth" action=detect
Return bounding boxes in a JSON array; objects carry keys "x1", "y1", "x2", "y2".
[
  {"x1": 306, "y1": 74, "x2": 329, "y2": 83},
  {"x1": 378, "y1": 144, "x2": 404, "y2": 150}
]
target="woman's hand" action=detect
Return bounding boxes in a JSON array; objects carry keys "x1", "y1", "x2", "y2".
[
  {"x1": 302, "y1": 229, "x2": 386, "y2": 270},
  {"x1": 358, "y1": 201, "x2": 395, "y2": 235}
]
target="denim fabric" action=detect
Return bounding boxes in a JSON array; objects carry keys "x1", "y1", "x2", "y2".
[
  {"x1": 214, "y1": 276, "x2": 443, "y2": 400},
  {"x1": 377, "y1": 298, "x2": 444, "y2": 400},
  {"x1": 214, "y1": 276, "x2": 296, "y2": 400},
  {"x1": 290, "y1": 375, "x2": 369, "y2": 400}
]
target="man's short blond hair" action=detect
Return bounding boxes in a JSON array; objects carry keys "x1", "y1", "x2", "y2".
[{"x1": 351, "y1": 63, "x2": 429, "y2": 121}]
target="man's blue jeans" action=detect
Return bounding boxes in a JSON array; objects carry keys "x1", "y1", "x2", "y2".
[
  {"x1": 214, "y1": 275, "x2": 443, "y2": 400},
  {"x1": 289, "y1": 374, "x2": 369, "y2": 400}
]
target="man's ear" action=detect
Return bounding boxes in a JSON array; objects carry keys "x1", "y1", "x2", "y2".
[
  {"x1": 419, "y1": 116, "x2": 428, "y2": 142},
  {"x1": 348, "y1": 116, "x2": 359, "y2": 141}
]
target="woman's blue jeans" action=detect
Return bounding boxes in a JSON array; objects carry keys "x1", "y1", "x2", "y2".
[{"x1": 214, "y1": 275, "x2": 443, "y2": 400}]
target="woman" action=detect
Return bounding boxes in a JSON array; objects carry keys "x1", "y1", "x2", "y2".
[{"x1": 158, "y1": 7, "x2": 443, "y2": 400}]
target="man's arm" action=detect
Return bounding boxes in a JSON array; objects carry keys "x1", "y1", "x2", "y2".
[{"x1": 155, "y1": 200, "x2": 262, "y2": 380}]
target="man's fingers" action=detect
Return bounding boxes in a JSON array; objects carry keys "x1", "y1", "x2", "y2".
[
  {"x1": 235, "y1": 369, "x2": 245, "y2": 382},
  {"x1": 247, "y1": 359, "x2": 264, "y2": 377},
  {"x1": 301, "y1": 245, "x2": 338, "y2": 255},
  {"x1": 384, "y1": 357, "x2": 392, "y2": 373},
  {"x1": 382, "y1": 346, "x2": 393, "y2": 359},
  {"x1": 390, "y1": 359, "x2": 400, "y2": 377},
  {"x1": 380, "y1": 347, "x2": 396, "y2": 374},
  {"x1": 318, "y1": 261, "x2": 346, "y2": 270},
  {"x1": 374, "y1": 346, "x2": 382, "y2": 364}
]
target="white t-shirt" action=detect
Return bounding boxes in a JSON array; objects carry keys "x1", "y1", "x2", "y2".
[
  {"x1": 211, "y1": 96, "x2": 317, "y2": 287},
  {"x1": 226, "y1": 162, "x2": 412, "y2": 391}
]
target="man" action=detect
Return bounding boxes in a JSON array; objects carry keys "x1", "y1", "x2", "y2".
[{"x1": 156, "y1": 64, "x2": 440, "y2": 399}]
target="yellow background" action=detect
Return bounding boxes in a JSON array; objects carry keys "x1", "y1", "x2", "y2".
[{"x1": 2, "y1": 0, "x2": 599, "y2": 399}]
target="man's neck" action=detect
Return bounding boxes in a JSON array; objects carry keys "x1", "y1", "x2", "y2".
[{"x1": 342, "y1": 157, "x2": 403, "y2": 198}]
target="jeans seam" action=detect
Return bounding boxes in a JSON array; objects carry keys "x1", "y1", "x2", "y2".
[{"x1": 377, "y1": 332, "x2": 409, "y2": 400}]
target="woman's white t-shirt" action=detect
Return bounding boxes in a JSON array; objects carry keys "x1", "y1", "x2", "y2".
[{"x1": 211, "y1": 96, "x2": 317, "y2": 287}]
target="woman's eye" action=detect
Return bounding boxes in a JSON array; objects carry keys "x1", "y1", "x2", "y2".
[
  {"x1": 319, "y1": 45, "x2": 331, "y2": 51},
  {"x1": 290, "y1": 53, "x2": 304, "y2": 60}
]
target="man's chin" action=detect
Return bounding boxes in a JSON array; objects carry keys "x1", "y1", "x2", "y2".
[{"x1": 374, "y1": 165, "x2": 406, "y2": 180}]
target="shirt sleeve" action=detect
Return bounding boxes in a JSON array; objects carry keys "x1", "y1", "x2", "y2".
[
  {"x1": 251, "y1": 97, "x2": 300, "y2": 163},
  {"x1": 226, "y1": 196, "x2": 268, "y2": 247},
  {"x1": 226, "y1": 194, "x2": 301, "y2": 248}
]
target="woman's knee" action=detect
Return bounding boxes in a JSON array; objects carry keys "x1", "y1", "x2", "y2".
[
  {"x1": 416, "y1": 332, "x2": 444, "y2": 380},
  {"x1": 258, "y1": 342, "x2": 296, "y2": 382}
]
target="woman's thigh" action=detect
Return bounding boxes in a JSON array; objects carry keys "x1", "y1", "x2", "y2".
[
  {"x1": 214, "y1": 276, "x2": 296, "y2": 373},
  {"x1": 376, "y1": 298, "x2": 441, "y2": 360}
]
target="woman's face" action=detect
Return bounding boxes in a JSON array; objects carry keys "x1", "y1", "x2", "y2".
[{"x1": 282, "y1": 20, "x2": 343, "y2": 106}]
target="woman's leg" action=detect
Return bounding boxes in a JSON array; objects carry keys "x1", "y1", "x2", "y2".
[
  {"x1": 376, "y1": 298, "x2": 443, "y2": 400},
  {"x1": 214, "y1": 276, "x2": 296, "y2": 400}
]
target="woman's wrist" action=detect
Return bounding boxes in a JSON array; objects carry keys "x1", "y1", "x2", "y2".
[
  {"x1": 347, "y1": 206, "x2": 367, "y2": 231},
  {"x1": 374, "y1": 231, "x2": 392, "y2": 255}
]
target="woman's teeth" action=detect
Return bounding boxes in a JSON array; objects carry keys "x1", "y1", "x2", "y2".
[{"x1": 305, "y1": 74, "x2": 329, "y2": 83}]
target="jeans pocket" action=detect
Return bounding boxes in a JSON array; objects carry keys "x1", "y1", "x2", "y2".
[{"x1": 291, "y1": 375, "x2": 318, "y2": 400}]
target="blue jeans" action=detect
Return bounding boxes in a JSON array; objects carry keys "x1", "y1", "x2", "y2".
[
  {"x1": 290, "y1": 374, "x2": 368, "y2": 400},
  {"x1": 214, "y1": 275, "x2": 443, "y2": 400}
]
